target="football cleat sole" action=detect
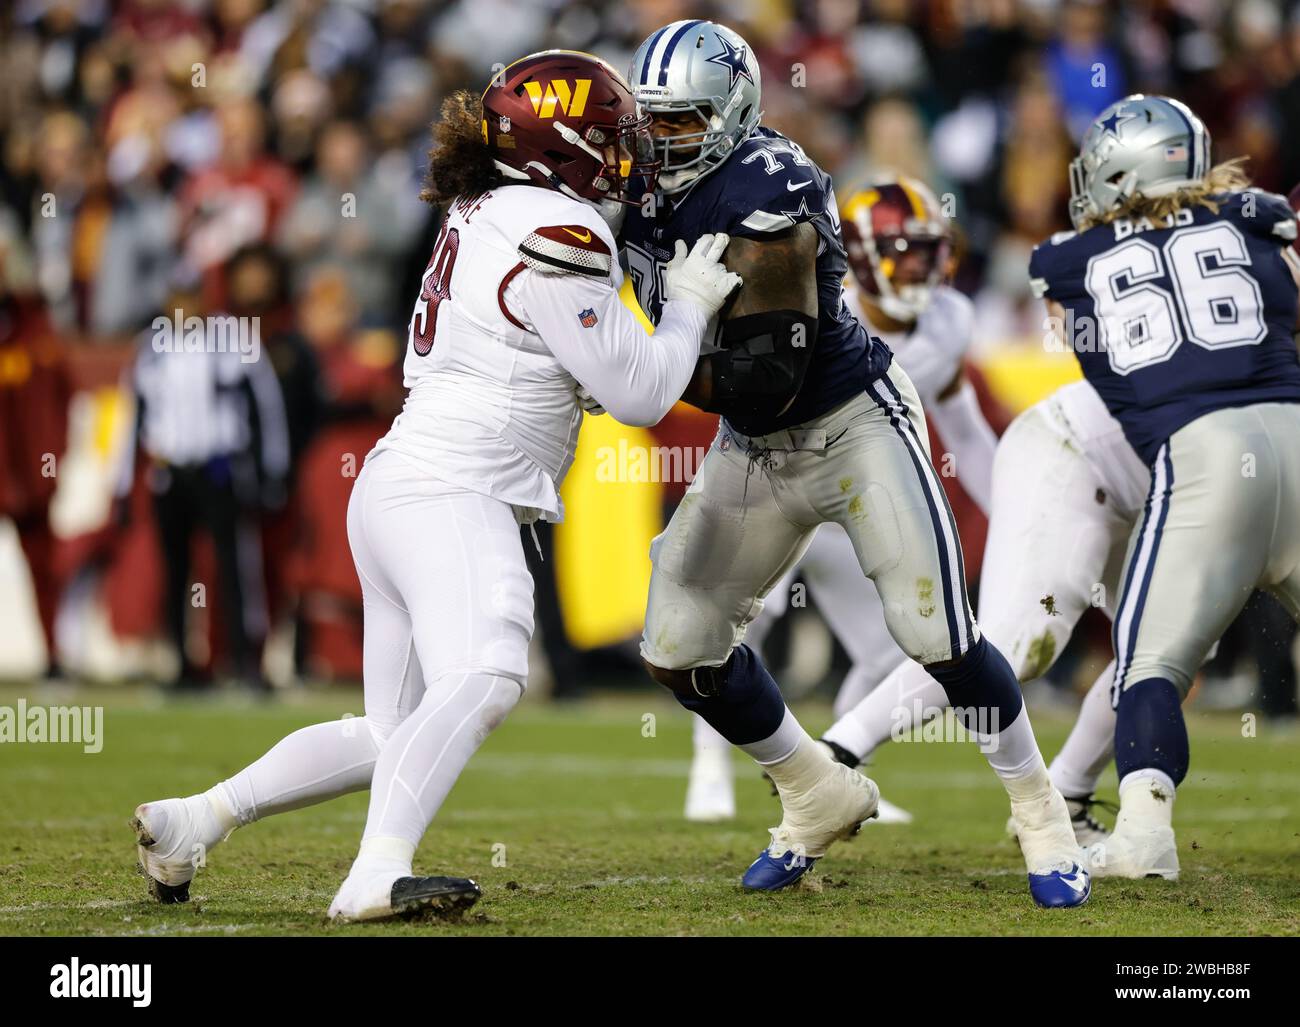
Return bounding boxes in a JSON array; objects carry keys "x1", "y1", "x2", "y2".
[{"x1": 390, "y1": 876, "x2": 482, "y2": 920}]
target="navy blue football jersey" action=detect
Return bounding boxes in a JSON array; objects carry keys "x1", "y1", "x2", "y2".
[
  {"x1": 1029, "y1": 190, "x2": 1300, "y2": 464},
  {"x1": 622, "y1": 126, "x2": 891, "y2": 436}
]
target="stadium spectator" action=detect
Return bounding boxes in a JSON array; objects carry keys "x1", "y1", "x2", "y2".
[
  {"x1": 0, "y1": 0, "x2": 1295, "y2": 710},
  {"x1": 289, "y1": 265, "x2": 400, "y2": 679},
  {"x1": 178, "y1": 96, "x2": 298, "y2": 310},
  {"x1": 0, "y1": 214, "x2": 72, "y2": 679},
  {"x1": 279, "y1": 119, "x2": 422, "y2": 323}
]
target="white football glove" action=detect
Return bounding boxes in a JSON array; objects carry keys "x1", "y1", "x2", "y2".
[{"x1": 663, "y1": 233, "x2": 742, "y2": 318}]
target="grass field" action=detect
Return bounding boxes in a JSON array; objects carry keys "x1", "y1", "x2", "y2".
[{"x1": 1, "y1": 682, "x2": 1298, "y2": 936}]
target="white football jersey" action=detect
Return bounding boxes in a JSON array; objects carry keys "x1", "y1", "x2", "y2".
[
  {"x1": 370, "y1": 183, "x2": 706, "y2": 522},
  {"x1": 844, "y1": 281, "x2": 974, "y2": 406},
  {"x1": 1038, "y1": 379, "x2": 1151, "y2": 518},
  {"x1": 370, "y1": 185, "x2": 620, "y2": 521}
]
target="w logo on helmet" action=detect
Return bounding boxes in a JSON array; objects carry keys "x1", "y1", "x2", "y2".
[{"x1": 523, "y1": 79, "x2": 592, "y2": 118}]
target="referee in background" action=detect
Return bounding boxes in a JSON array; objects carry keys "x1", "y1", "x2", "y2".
[{"x1": 119, "y1": 273, "x2": 289, "y2": 691}]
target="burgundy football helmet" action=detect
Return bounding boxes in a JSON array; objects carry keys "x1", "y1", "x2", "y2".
[
  {"x1": 841, "y1": 176, "x2": 953, "y2": 322},
  {"x1": 481, "y1": 51, "x2": 659, "y2": 207}
]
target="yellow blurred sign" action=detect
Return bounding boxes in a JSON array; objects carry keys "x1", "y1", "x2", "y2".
[{"x1": 553, "y1": 280, "x2": 662, "y2": 649}]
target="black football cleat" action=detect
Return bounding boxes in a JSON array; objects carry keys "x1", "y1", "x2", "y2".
[
  {"x1": 130, "y1": 809, "x2": 192, "y2": 904},
  {"x1": 390, "y1": 876, "x2": 482, "y2": 920}
]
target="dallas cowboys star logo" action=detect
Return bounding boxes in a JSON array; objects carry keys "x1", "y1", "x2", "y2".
[
  {"x1": 706, "y1": 37, "x2": 754, "y2": 90},
  {"x1": 1098, "y1": 107, "x2": 1138, "y2": 139},
  {"x1": 779, "y1": 196, "x2": 816, "y2": 226}
]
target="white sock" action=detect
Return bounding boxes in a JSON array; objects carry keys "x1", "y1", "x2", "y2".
[
  {"x1": 971, "y1": 704, "x2": 1045, "y2": 784},
  {"x1": 363, "y1": 672, "x2": 522, "y2": 848},
  {"x1": 1048, "y1": 660, "x2": 1116, "y2": 798},
  {"x1": 823, "y1": 658, "x2": 947, "y2": 761},
  {"x1": 738, "y1": 706, "x2": 807, "y2": 765},
  {"x1": 215, "y1": 716, "x2": 385, "y2": 827}
]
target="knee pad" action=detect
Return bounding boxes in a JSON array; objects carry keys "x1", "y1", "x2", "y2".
[
  {"x1": 884, "y1": 598, "x2": 975, "y2": 667},
  {"x1": 641, "y1": 595, "x2": 736, "y2": 670}
]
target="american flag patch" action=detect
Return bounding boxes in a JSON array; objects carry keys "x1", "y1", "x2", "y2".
[
  {"x1": 578, "y1": 307, "x2": 598, "y2": 328},
  {"x1": 1164, "y1": 145, "x2": 1188, "y2": 162}
]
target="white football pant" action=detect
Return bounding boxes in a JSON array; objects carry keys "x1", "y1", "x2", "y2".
[{"x1": 217, "y1": 449, "x2": 529, "y2": 853}]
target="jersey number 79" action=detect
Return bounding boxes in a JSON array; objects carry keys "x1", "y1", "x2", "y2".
[{"x1": 411, "y1": 223, "x2": 460, "y2": 357}]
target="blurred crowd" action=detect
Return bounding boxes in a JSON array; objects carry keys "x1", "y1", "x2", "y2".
[
  {"x1": 4, "y1": 0, "x2": 1300, "y2": 343},
  {"x1": 0, "y1": 0, "x2": 1297, "y2": 710}
]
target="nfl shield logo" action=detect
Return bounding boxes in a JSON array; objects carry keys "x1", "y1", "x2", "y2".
[
  {"x1": 499, "y1": 116, "x2": 511, "y2": 132},
  {"x1": 578, "y1": 307, "x2": 598, "y2": 328}
]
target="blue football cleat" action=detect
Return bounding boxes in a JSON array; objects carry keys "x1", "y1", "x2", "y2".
[
  {"x1": 1028, "y1": 861, "x2": 1091, "y2": 908},
  {"x1": 742, "y1": 847, "x2": 817, "y2": 891}
]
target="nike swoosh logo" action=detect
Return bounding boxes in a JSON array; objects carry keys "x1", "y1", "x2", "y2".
[
  {"x1": 1060, "y1": 869, "x2": 1089, "y2": 893},
  {"x1": 786, "y1": 180, "x2": 810, "y2": 191},
  {"x1": 562, "y1": 227, "x2": 593, "y2": 243}
]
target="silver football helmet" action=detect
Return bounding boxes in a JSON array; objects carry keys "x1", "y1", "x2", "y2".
[
  {"x1": 628, "y1": 20, "x2": 762, "y2": 194},
  {"x1": 1069, "y1": 94, "x2": 1211, "y2": 230}
]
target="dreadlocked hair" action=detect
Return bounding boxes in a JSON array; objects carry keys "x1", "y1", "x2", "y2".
[
  {"x1": 420, "y1": 90, "x2": 504, "y2": 206},
  {"x1": 1082, "y1": 157, "x2": 1253, "y2": 230}
]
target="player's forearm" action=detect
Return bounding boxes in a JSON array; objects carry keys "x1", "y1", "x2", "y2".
[
  {"x1": 533, "y1": 281, "x2": 706, "y2": 427},
  {"x1": 929, "y1": 378, "x2": 997, "y2": 515},
  {"x1": 593, "y1": 298, "x2": 707, "y2": 426}
]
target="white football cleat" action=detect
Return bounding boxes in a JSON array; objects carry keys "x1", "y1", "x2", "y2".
[
  {"x1": 1086, "y1": 823, "x2": 1179, "y2": 880},
  {"x1": 685, "y1": 744, "x2": 736, "y2": 822},
  {"x1": 741, "y1": 760, "x2": 879, "y2": 890},
  {"x1": 1007, "y1": 794, "x2": 1110, "y2": 848},
  {"x1": 1009, "y1": 783, "x2": 1091, "y2": 907},
  {"x1": 1086, "y1": 774, "x2": 1179, "y2": 880},
  {"x1": 770, "y1": 760, "x2": 880, "y2": 859},
  {"x1": 131, "y1": 794, "x2": 232, "y2": 903},
  {"x1": 328, "y1": 867, "x2": 406, "y2": 922}
]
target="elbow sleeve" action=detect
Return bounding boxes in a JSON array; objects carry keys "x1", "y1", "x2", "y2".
[{"x1": 704, "y1": 309, "x2": 817, "y2": 416}]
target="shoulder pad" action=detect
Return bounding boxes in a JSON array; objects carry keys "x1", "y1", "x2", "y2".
[
  {"x1": 1234, "y1": 189, "x2": 1298, "y2": 242},
  {"x1": 1027, "y1": 242, "x2": 1055, "y2": 299},
  {"x1": 721, "y1": 136, "x2": 827, "y2": 236},
  {"x1": 519, "y1": 225, "x2": 613, "y2": 277}
]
